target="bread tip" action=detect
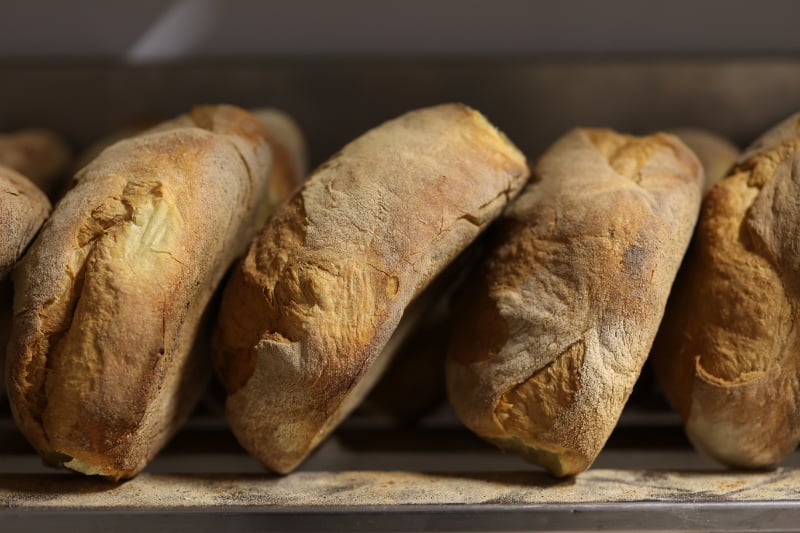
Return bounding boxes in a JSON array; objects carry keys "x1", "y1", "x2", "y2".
[{"x1": 491, "y1": 435, "x2": 591, "y2": 478}]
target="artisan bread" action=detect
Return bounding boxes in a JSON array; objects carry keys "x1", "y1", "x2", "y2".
[
  {"x1": 6, "y1": 104, "x2": 305, "y2": 480},
  {"x1": 0, "y1": 168, "x2": 50, "y2": 278},
  {"x1": 668, "y1": 128, "x2": 739, "y2": 191},
  {"x1": 215, "y1": 103, "x2": 529, "y2": 474},
  {"x1": 653, "y1": 113, "x2": 800, "y2": 468},
  {"x1": 0, "y1": 129, "x2": 71, "y2": 198},
  {"x1": 446, "y1": 128, "x2": 703, "y2": 477},
  {"x1": 0, "y1": 168, "x2": 51, "y2": 397}
]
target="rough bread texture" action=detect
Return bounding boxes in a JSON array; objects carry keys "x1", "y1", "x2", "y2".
[
  {"x1": 6, "y1": 105, "x2": 304, "y2": 480},
  {"x1": 0, "y1": 129, "x2": 71, "y2": 198},
  {"x1": 0, "y1": 167, "x2": 51, "y2": 278},
  {"x1": 0, "y1": 168, "x2": 50, "y2": 397},
  {"x1": 446, "y1": 128, "x2": 703, "y2": 477},
  {"x1": 653, "y1": 113, "x2": 800, "y2": 468},
  {"x1": 215, "y1": 103, "x2": 529, "y2": 474},
  {"x1": 1, "y1": 129, "x2": 68, "y2": 386},
  {"x1": 668, "y1": 128, "x2": 739, "y2": 192}
]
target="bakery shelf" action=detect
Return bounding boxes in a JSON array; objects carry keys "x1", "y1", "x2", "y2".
[
  {"x1": 3, "y1": 410, "x2": 800, "y2": 531},
  {"x1": 2, "y1": 60, "x2": 800, "y2": 531}
]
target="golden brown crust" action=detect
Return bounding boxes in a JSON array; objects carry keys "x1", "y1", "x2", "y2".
[
  {"x1": 653, "y1": 113, "x2": 800, "y2": 467},
  {"x1": 6, "y1": 105, "x2": 303, "y2": 480},
  {"x1": 0, "y1": 129, "x2": 71, "y2": 198},
  {"x1": 446, "y1": 128, "x2": 703, "y2": 477},
  {"x1": 216, "y1": 103, "x2": 529, "y2": 473}
]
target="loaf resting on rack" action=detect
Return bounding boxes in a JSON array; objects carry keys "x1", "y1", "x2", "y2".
[
  {"x1": 446, "y1": 128, "x2": 704, "y2": 477},
  {"x1": 5, "y1": 98, "x2": 789, "y2": 479},
  {"x1": 653, "y1": 112, "x2": 800, "y2": 468},
  {"x1": 214, "y1": 103, "x2": 530, "y2": 474},
  {"x1": 5, "y1": 105, "x2": 305, "y2": 480}
]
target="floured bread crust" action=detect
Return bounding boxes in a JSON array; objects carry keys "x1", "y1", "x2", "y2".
[
  {"x1": 6, "y1": 105, "x2": 304, "y2": 480},
  {"x1": 215, "y1": 103, "x2": 529, "y2": 474},
  {"x1": 654, "y1": 113, "x2": 800, "y2": 468},
  {"x1": 0, "y1": 167, "x2": 50, "y2": 278},
  {"x1": 0, "y1": 137, "x2": 61, "y2": 398},
  {"x1": 446, "y1": 128, "x2": 703, "y2": 477}
]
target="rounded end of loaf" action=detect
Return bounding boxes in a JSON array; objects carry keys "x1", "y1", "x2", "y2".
[
  {"x1": 56, "y1": 451, "x2": 139, "y2": 482},
  {"x1": 489, "y1": 435, "x2": 590, "y2": 478},
  {"x1": 444, "y1": 102, "x2": 528, "y2": 173},
  {"x1": 0, "y1": 166, "x2": 51, "y2": 278},
  {"x1": 0, "y1": 128, "x2": 72, "y2": 197},
  {"x1": 666, "y1": 128, "x2": 739, "y2": 191},
  {"x1": 251, "y1": 107, "x2": 309, "y2": 183},
  {"x1": 682, "y1": 355, "x2": 800, "y2": 469}
]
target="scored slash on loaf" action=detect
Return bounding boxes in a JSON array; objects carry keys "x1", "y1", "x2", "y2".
[
  {"x1": 214, "y1": 103, "x2": 530, "y2": 474},
  {"x1": 446, "y1": 128, "x2": 704, "y2": 477},
  {"x1": 6, "y1": 105, "x2": 306, "y2": 480}
]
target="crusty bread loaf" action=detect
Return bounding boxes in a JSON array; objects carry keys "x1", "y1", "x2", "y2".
[
  {"x1": 251, "y1": 108, "x2": 308, "y2": 185},
  {"x1": 0, "y1": 167, "x2": 51, "y2": 394},
  {"x1": 6, "y1": 104, "x2": 304, "y2": 480},
  {"x1": 0, "y1": 129, "x2": 71, "y2": 198},
  {"x1": 215, "y1": 103, "x2": 529, "y2": 474},
  {"x1": 0, "y1": 167, "x2": 51, "y2": 279},
  {"x1": 446, "y1": 128, "x2": 703, "y2": 477},
  {"x1": 668, "y1": 128, "x2": 739, "y2": 192},
  {"x1": 653, "y1": 113, "x2": 800, "y2": 468},
  {"x1": 0, "y1": 137, "x2": 61, "y2": 398},
  {"x1": 0, "y1": 167, "x2": 50, "y2": 397}
]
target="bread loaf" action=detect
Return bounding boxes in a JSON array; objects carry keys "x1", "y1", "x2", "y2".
[
  {"x1": 6, "y1": 104, "x2": 304, "y2": 480},
  {"x1": 215, "y1": 103, "x2": 529, "y2": 474},
  {"x1": 0, "y1": 129, "x2": 71, "y2": 198},
  {"x1": 668, "y1": 128, "x2": 739, "y2": 191},
  {"x1": 0, "y1": 167, "x2": 51, "y2": 397},
  {"x1": 0, "y1": 168, "x2": 51, "y2": 279},
  {"x1": 446, "y1": 128, "x2": 703, "y2": 477},
  {"x1": 653, "y1": 113, "x2": 800, "y2": 468}
]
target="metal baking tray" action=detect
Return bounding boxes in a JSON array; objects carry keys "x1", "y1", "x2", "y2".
[{"x1": 2, "y1": 60, "x2": 800, "y2": 531}]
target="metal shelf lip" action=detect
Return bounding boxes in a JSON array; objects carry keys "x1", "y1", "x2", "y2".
[{"x1": 5, "y1": 500, "x2": 800, "y2": 532}]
